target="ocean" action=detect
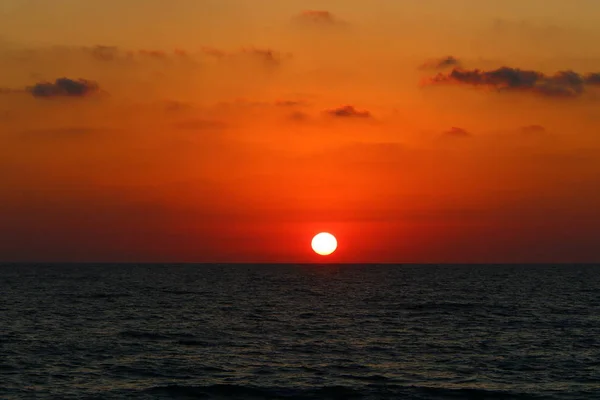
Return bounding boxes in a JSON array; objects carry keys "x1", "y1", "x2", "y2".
[{"x1": 1, "y1": 264, "x2": 599, "y2": 399}]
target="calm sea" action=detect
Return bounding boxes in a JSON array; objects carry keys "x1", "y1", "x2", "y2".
[{"x1": 1, "y1": 264, "x2": 599, "y2": 399}]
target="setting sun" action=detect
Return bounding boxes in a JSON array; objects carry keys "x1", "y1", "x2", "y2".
[{"x1": 311, "y1": 233, "x2": 338, "y2": 256}]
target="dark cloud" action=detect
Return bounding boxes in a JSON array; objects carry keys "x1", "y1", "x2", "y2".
[
  {"x1": 585, "y1": 73, "x2": 600, "y2": 85},
  {"x1": 426, "y1": 66, "x2": 600, "y2": 98},
  {"x1": 27, "y1": 78, "x2": 99, "y2": 98},
  {"x1": 326, "y1": 105, "x2": 372, "y2": 118},
  {"x1": 419, "y1": 56, "x2": 461, "y2": 70},
  {"x1": 442, "y1": 127, "x2": 472, "y2": 138}
]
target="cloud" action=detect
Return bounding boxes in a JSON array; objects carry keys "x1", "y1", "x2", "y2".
[
  {"x1": 442, "y1": 127, "x2": 472, "y2": 138},
  {"x1": 174, "y1": 49, "x2": 190, "y2": 58},
  {"x1": 0, "y1": 87, "x2": 23, "y2": 95},
  {"x1": 201, "y1": 47, "x2": 227, "y2": 58},
  {"x1": 88, "y1": 45, "x2": 120, "y2": 61},
  {"x1": 173, "y1": 119, "x2": 227, "y2": 131},
  {"x1": 295, "y1": 10, "x2": 340, "y2": 25},
  {"x1": 137, "y1": 49, "x2": 169, "y2": 60},
  {"x1": 288, "y1": 111, "x2": 309, "y2": 121},
  {"x1": 243, "y1": 48, "x2": 286, "y2": 66},
  {"x1": 27, "y1": 78, "x2": 99, "y2": 98},
  {"x1": 586, "y1": 73, "x2": 600, "y2": 85},
  {"x1": 425, "y1": 66, "x2": 600, "y2": 98},
  {"x1": 16, "y1": 127, "x2": 106, "y2": 140},
  {"x1": 83, "y1": 45, "x2": 193, "y2": 63},
  {"x1": 419, "y1": 56, "x2": 461, "y2": 70},
  {"x1": 163, "y1": 100, "x2": 194, "y2": 113},
  {"x1": 520, "y1": 125, "x2": 547, "y2": 135},
  {"x1": 274, "y1": 100, "x2": 308, "y2": 107},
  {"x1": 325, "y1": 105, "x2": 372, "y2": 118},
  {"x1": 201, "y1": 46, "x2": 289, "y2": 66}
]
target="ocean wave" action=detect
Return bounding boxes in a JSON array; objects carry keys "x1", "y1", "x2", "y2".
[
  {"x1": 118, "y1": 331, "x2": 172, "y2": 341},
  {"x1": 138, "y1": 384, "x2": 542, "y2": 400},
  {"x1": 160, "y1": 289, "x2": 203, "y2": 295},
  {"x1": 118, "y1": 330, "x2": 197, "y2": 341},
  {"x1": 411, "y1": 385, "x2": 540, "y2": 399},
  {"x1": 176, "y1": 339, "x2": 215, "y2": 347},
  {"x1": 339, "y1": 374, "x2": 392, "y2": 382},
  {"x1": 62, "y1": 292, "x2": 132, "y2": 300},
  {"x1": 141, "y1": 384, "x2": 363, "y2": 399},
  {"x1": 403, "y1": 302, "x2": 478, "y2": 311}
]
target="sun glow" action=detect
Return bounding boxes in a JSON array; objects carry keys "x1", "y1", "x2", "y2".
[{"x1": 311, "y1": 232, "x2": 338, "y2": 256}]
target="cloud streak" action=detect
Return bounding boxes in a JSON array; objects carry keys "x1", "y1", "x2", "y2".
[{"x1": 425, "y1": 66, "x2": 600, "y2": 98}]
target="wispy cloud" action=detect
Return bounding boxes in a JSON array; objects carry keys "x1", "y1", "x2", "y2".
[
  {"x1": 201, "y1": 46, "x2": 290, "y2": 66},
  {"x1": 88, "y1": 45, "x2": 119, "y2": 61},
  {"x1": 0, "y1": 87, "x2": 23, "y2": 95},
  {"x1": 419, "y1": 56, "x2": 461, "y2": 71},
  {"x1": 292, "y1": 10, "x2": 349, "y2": 29},
  {"x1": 173, "y1": 119, "x2": 227, "y2": 131},
  {"x1": 274, "y1": 100, "x2": 308, "y2": 107},
  {"x1": 84, "y1": 45, "x2": 193, "y2": 63},
  {"x1": 137, "y1": 49, "x2": 170, "y2": 60},
  {"x1": 243, "y1": 48, "x2": 287, "y2": 66},
  {"x1": 296, "y1": 10, "x2": 339, "y2": 25},
  {"x1": 520, "y1": 125, "x2": 547, "y2": 135},
  {"x1": 442, "y1": 127, "x2": 472, "y2": 138},
  {"x1": 288, "y1": 111, "x2": 309, "y2": 121},
  {"x1": 18, "y1": 127, "x2": 105, "y2": 139}
]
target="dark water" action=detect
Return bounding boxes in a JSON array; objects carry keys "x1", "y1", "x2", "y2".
[{"x1": 1, "y1": 264, "x2": 599, "y2": 399}]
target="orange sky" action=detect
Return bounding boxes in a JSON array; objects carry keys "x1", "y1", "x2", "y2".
[{"x1": 1, "y1": 1, "x2": 600, "y2": 262}]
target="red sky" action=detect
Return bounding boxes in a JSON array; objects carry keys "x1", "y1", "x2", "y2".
[{"x1": 1, "y1": 1, "x2": 600, "y2": 262}]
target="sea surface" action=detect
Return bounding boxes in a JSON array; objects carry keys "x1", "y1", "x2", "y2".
[{"x1": 1, "y1": 264, "x2": 599, "y2": 399}]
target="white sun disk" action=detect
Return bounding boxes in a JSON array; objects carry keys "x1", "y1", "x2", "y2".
[{"x1": 311, "y1": 232, "x2": 338, "y2": 256}]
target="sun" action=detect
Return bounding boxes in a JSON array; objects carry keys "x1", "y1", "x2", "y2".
[{"x1": 311, "y1": 232, "x2": 338, "y2": 256}]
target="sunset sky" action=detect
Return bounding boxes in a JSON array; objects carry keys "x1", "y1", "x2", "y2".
[{"x1": 1, "y1": 0, "x2": 600, "y2": 263}]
